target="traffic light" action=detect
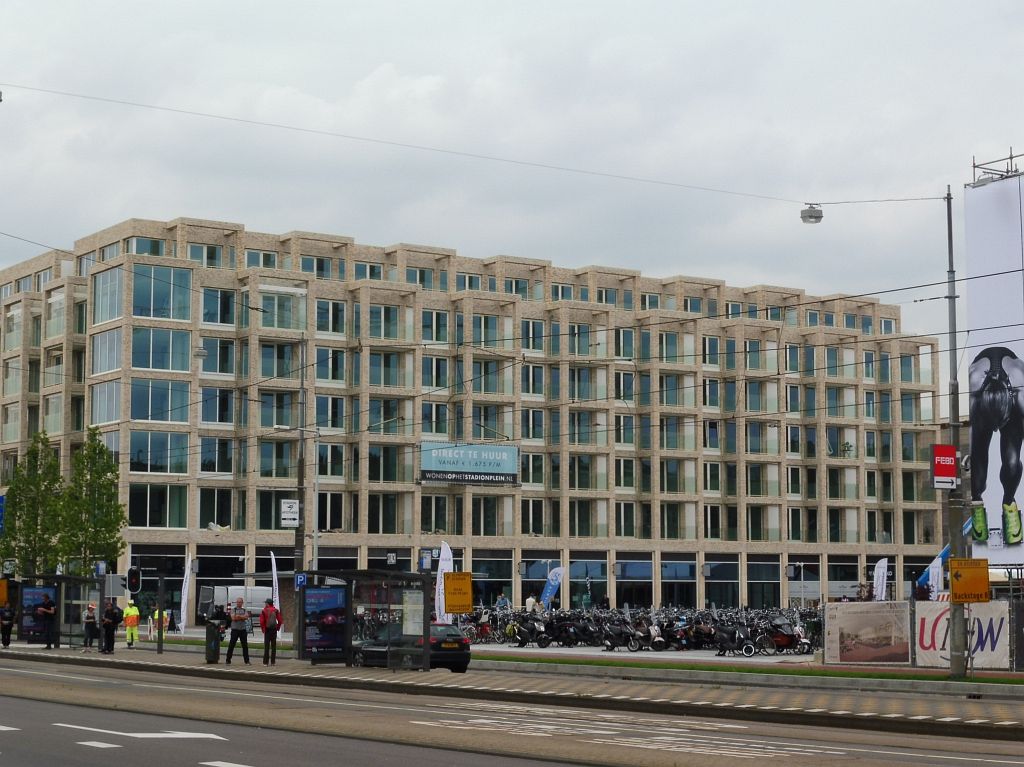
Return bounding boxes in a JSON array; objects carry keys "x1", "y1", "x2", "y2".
[{"x1": 127, "y1": 566, "x2": 142, "y2": 594}]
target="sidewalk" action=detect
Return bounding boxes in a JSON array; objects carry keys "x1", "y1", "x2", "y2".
[{"x1": 3, "y1": 641, "x2": 1023, "y2": 742}]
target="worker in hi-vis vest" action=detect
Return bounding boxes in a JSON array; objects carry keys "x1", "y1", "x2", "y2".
[{"x1": 123, "y1": 600, "x2": 141, "y2": 648}]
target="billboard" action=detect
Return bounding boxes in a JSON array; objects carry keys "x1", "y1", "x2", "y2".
[
  {"x1": 915, "y1": 601, "x2": 1009, "y2": 669},
  {"x1": 420, "y1": 441, "x2": 518, "y2": 485},
  {"x1": 304, "y1": 586, "x2": 348, "y2": 657},
  {"x1": 824, "y1": 601, "x2": 910, "y2": 665},
  {"x1": 964, "y1": 175, "x2": 1024, "y2": 565}
]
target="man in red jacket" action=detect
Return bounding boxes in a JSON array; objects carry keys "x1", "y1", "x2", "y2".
[{"x1": 259, "y1": 598, "x2": 283, "y2": 666}]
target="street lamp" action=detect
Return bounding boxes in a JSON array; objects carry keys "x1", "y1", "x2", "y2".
[{"x1": 804, "y1": 188, "x2": 967, "y2": 678}]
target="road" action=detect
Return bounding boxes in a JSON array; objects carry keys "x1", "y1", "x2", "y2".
[
  {"x1": 1, "y1": 658, "x2": 1022, "y2": 767},
  {"x1": 0, "y1": 696, "x2": 565, "y2": 767}
]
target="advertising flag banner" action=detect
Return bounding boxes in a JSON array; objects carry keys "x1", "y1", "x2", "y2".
[
  {"x1": 915, "y1": 601, "x2": 1009, "y2": 669},
  {"x1": 435, "y1": 541, "x2": 454, "y2": 623},
  {"x1": 270, "y1": 550, "x2": 280, "y2": 610},
  {"x1": 179, "y1": 553, "x2": 192, "y2": 631},
  {"x1": 965, "y1": 176, "x2": 1024, "y2": 565},
  {"x1": 872, "y1": 558, "x2": 889, "y2": 601},
  {"x1": 540, "y1": 566, "x2": 565, "y2": 609},
  {"x1": 927, "y1": 557, "x2": 944, "y2": 600}
]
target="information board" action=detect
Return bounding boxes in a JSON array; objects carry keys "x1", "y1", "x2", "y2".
[
  {"x1": 443, "y1": 572, "x2": 473, "y2": 614},
  {"x1": 949, "y1": 558, "x2": 991, "y2": 604}
]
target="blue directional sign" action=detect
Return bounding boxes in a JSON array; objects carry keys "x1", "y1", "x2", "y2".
[{"x1": 295, "y1": 572, "x2": 308, "y2": 591}]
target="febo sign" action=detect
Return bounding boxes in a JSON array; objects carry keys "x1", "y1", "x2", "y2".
[{"x1": 932, "y1": 444, "x2": 958, "y2": 490}]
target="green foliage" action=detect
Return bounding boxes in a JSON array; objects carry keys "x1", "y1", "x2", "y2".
[
  {"x1": 58, "y1": 427, "x2": 127, "y2": 576},
  {"x1": 0, "y1": 431, "x2": 63, "y2": 576},
  {"x1": 0, "y1": 428, "x2": 126, "y2": 578}
]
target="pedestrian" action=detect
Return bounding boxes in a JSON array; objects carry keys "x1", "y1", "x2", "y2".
[
  {"x1": 224, "y1": 596, "x2": 250, "y2": 665},
  {"x1": 525, "y1": 593, "x2": 538, "y2": 613},
  {"x1": 101, "y1": 599, "x2": 120, "y2": 654},
  {"x1": 0, "y1": 600, "x2": 15, "y2": 648},
  {"x1": 151, "y1": 605, "x2": 169, "y2": 640},
  {"x1": 495, "y1": 591, "x2": 511, "y2": 610},
  {"x1": 599, "y1": 594, "x2": 610, "y2": 611},
  {"x1": 37, "y1": 592, "x2": 57, "y2": 649},
  {"x1": 82, "y1": 603, "x2": 98, "y2": 651},
  {"x1": 259, "y1": 598, "x2": 282, "y2": 666},
  {"x1": 123, "y1": 599, "x2": 140, "y2": 648}
]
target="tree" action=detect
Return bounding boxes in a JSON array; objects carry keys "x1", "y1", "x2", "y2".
[
  {"x1": 58, "y1": 427, "x2": 126, "y2": 576},
  {"x1": 0, "y1": 430, "x2": 63, "y2": 576}
]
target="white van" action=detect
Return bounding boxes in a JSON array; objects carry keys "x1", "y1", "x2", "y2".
[{"x1": 198, "y1": 585, "x2": 272, "y2": 625}]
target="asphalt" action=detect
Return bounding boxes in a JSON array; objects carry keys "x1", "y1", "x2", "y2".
[{"x1": 3, "y1": 639, "x2": 1023, "y2": 742}]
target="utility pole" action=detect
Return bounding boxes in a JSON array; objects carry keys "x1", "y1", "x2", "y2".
[
  {"x1": 945, "y1": 185, "x2": 967, "y2": 679},
  {"x1": 294, "y1": 334, "x2": 307, "y2": 659}
]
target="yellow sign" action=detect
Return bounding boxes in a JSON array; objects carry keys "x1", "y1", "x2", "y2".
[
  {"x1": 949, "y1": 557, "x2": 990, "y2": 604},
  {"x1": 443, "y1": 572, "x2": 473, "y2": 614}
]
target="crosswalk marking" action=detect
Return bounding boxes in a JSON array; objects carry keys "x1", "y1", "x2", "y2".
[{"x1": 78, "y1": 741, "x2": 121, "y2": 748}]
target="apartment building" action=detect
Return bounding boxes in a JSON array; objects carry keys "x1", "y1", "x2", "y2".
[{"x1": 0, "y1": 217, "x2": 943, "y2": 616}]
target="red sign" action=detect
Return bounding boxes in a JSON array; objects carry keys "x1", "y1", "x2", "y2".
[{"x1": 933, "y1": 444, "x2": 958, "y2": 490}]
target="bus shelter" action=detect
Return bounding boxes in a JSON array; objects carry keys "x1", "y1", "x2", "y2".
[
  {"x1": 19, "y1": 574, "x2": 104, "y2": 648},
  {"x1": 298, "y1": 569, "x2": 431, "y2": 670}
]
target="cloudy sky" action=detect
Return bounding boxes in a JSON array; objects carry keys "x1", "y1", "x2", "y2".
[{"x1": 1, "y1": 1, "x2": 1021, "y2": 355}]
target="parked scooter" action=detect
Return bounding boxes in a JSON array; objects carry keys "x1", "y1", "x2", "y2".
[
  {"x1": 713, "y1": 622, "x2": 756, "y2": 657},
  {"x1": 513, "y1": 614, "x2": 552, "y2": 648},
  {"x1": 602, "y1": 619, "x2": 637, "y2": 651},
  {"x1": 629, "y1": 619, "x2": 667, "y2": 652}
]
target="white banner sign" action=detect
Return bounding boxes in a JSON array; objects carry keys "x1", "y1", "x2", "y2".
[{"x1": 915, "y1": 600, "x2": 1010, "y2": 669}]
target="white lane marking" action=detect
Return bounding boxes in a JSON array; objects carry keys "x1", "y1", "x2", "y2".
[
  {"x1": 200, "y1": 762, "x2": 255, "y2": 767},
  {"x1": 78, "y1": 741, "x2": 121, "y2": 748},
  {"x1": 0, "y1": 666, "x2": 105, "y2": 683},
  {"x1": 0, "y1": 726, "x2": 20, "y2": 731},
  {"x1": 54, "y1": 724, "x2": 226, "y2": 740}
]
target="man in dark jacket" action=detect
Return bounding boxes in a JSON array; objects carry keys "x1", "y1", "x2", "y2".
[
  {"x1": 0, "y1": 600, "x2": 15, "y2": 648},
  {"x1": 37, "y1": 593, "x2": 57, "y2": 649},
  {"x1": 100, "y1": 599, "x2": 120, "y2": 654}
]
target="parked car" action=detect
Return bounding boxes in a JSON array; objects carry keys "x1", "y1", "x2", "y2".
[{"x1": 351, "y1": 622, "x2": 471, "y2": 673}]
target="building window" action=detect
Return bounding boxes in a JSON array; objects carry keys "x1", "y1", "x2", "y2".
[
  {"x1": 261, "y1": 292, "x2": 305, "y2": 330},
  {"x1": 422, "y1": 402, "x2": 448, "y2": 434},
  {"x1": 202, "y1": 288, "x2": 236, "y2": 325},
  {"x1": 201, "y1": 387, "x2": 235, "y2": 424},
  {"x1": 354, "y1": 262, "x2": 383, "y2": 280},
  {"x1": 90, "y1": 380, "x2": 120, "y2": 424},
  {"x1": 132, "y1": 265, "x2": 192, "y2": 320},
  {"x1": 124, "y1": 237, "x2": 165, "y2": 256},
  {"x1": 515, "y1": 452, "x2": 542, "y2": 485},
  {"x1": 316, "y1": 300, "x2": 346, "y2": 334},
  {"x1": 128, "y1": 484, "x2": 187, "y2": 528},
  {"x1": 317, "y1": 443, "x2": 345, "y2": 477},
  {"x1": 259, "y1": 440, "x2": 295, "y2": 478},
  {"x1": 199, "y1": 487, "x2": 234, "y2": 529},
  {"x1": 246, "y1": 250, "x2": 277, "y2": 269},
  {"x1": 521, "y1": 319, "x2": 544, "y2": 351},
  {"x1": 422, "y1": 356, "x2": 448, "y2": 388},
  {"x1": 319, "y1": 491, "x2": 357, "y2": 533},
  {"x1": 316, "y1": 348, "x2": 346, "y2": 383},
  {"x1": 91, "y1": 327, "x2": 123, "y2": 374},
  {"x1": 131, "y1": 328, "x2": 191, "y2": 370},
  {"x1": 189, "y1": 243, "x2": 231, "y2": 269},
  {"x1": 369, "y1": 305, "x2": 400, "y2": 339},
  {"x1": 368, "y1": 493, "x2": 401, "y2": 533},
  {"x1": 130, "y1": 379, "x2": 189, "y2": 422},
  {"x1": 129, "y1": 431, "x2": 188, "y2": 473},
  {"x1": 316, "y1": 395, "x2": 345, "y2": 430},
  {"x1": 200, "y1": 437, "x2": 234, "y2": 473},
  {"x1": 258, "y1": 490, "x2": 298, "y2": 530},
  {"x1": 200, "y1": 337, "x2": 235, "y2": 375},
  {"x1": 92, "y1": 266, "x2": 123, "y2": 324}
]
